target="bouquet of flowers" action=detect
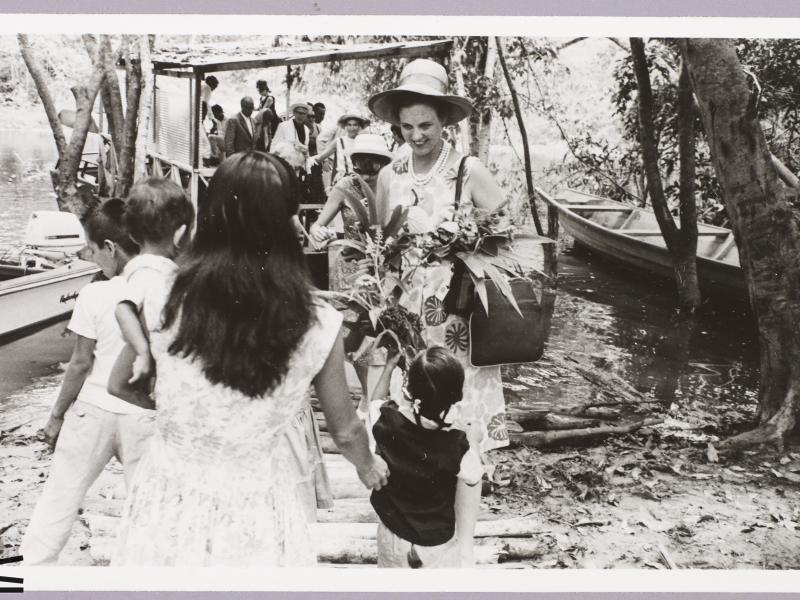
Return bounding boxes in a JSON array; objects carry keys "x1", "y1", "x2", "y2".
[
  {"x1": 405, "y1": 202, "x2": 552, "y2": 317},
  {"x1": 326, "y1": 180, "x2": 425, "y2": 365}
]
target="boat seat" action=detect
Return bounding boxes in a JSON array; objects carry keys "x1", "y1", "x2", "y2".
[
  {"x1": 713, "y1": 233, "x2": 737, "y2": 260},
  {"x1": 621, "y1": 229, "x2": 725, "y2": 236},
  {"x1": 570, "y1": 206, "x2": 633, "y2": 212}
]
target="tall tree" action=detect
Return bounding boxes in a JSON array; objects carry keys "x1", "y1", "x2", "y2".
[
  {"x1": 18, "y1": 34, "x2": 105, "y2": 219},
  {"x1": 682, "y1": 38, "x2": 800, "y2": 448},
  {"x1": 630, "y1": 38, "x2": 701, "y2": 311},
  {"x1": 20, "y1": 34, "x2": 152, "y2": 218}
]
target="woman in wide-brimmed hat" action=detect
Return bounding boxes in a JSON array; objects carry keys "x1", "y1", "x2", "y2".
[
  {"x1": 368, "y1": 58, "x2": 510, "y2": 567},
  {"x1": 307, "y1": 113, "x2": 371, "y2": 187}
]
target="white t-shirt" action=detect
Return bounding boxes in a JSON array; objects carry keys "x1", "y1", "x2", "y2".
[
  {"x1": 200, "y1": 82, "x2": 213, "y2": 105},
  {"x1": 120, "y1": 254, "x2": 178, "y2": 333},
  {"x1": 68, "y1": 277, "x2": 148, "y2": 415}
]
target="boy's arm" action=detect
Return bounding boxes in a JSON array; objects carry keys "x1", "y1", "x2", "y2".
[
  {"x1": 115, "y1": 301, "x2": 152, "y2": 383},
  {"x1": 44, "y1": 335, "x2": 95, "y2": 450}
]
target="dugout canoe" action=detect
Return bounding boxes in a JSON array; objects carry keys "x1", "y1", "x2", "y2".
[{"x1": 537, "y1": 187, "x2": 746, "y2": 297}]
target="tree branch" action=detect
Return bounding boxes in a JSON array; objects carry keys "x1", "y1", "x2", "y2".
[
  {"x1": 677, "y1": 59, "x2": 698, "y2": 243},
  {"x1": 630, "y1": 37, "x2": 681, "y2": 247},
  {"x1": 496, "y1": 36, "x2": 544, "y2": 236},
  {"x1": 17, "y1": 34, "x2": 67, "y2": 159}
]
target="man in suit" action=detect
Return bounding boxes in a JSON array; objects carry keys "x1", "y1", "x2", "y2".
[{"x1": 225, "y1": 96, "x2": 257, "y2": 156}]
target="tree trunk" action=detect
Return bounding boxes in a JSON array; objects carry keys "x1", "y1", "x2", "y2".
[
  {"x1": 116, "y1": 37, "x2": 142, "y2": 196},
  {"x1": 681, "y1": 38, "x2": 800, "y2": 449},
  {"x1": 17, "y1": 35, "x2": 67, "y2": 159},
  {"x1": 630, "y1": 38, "x2": 701, "y2": 311},
  {"x1": 476, "y1": 37, "x2": 497, "y2": 165},
  {"x1": 134, "y1": 35, "x2": 154, "y2": 183}
]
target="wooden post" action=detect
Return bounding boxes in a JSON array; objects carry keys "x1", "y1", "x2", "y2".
[
  {"x1": 285, "y1": 65, "x2": 293, "y2": 119},
  {"x1": 192, "y1": 72, "x2": 202, "y2": 171}
]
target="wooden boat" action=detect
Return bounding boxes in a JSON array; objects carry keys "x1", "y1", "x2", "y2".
[
  {"x1": 0, "y1": 211, "x2": 99, "y2": 343},
  {"x1": 537, "y1": 187, "x2": 746, "y2": 297}
]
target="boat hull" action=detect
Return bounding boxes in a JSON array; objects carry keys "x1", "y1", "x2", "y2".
[
  {"x1": 0, "y1": 260, "x2": 100, "y2": 343},
  {"x1": 540, "y1": 189, "x2": 747, "y2": 298}
]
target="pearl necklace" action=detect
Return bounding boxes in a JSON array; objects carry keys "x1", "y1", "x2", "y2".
[{"x1": 409, "y1": 140, "x2": 450, "y2": 187}]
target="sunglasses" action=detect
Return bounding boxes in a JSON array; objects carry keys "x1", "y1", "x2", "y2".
[{"x1": 352, "y1": 158, "x2": 385, "y2": 176}]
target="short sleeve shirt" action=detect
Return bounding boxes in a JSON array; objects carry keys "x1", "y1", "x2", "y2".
[{"x1": 69, "y1": 277, "x2": 148, "y2": 414}]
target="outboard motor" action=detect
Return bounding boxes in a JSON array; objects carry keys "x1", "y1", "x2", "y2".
[{"x1": 20, "y1": 211, "x2": 85, "y2": 269}]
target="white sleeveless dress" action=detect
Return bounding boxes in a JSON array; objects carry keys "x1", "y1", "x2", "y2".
[
  {"x1": 112, "y1": 301, "x2": 343, "y2": 566},
  {"x1": 384, "y1": 153, "x2": 509, "y2": 453}
]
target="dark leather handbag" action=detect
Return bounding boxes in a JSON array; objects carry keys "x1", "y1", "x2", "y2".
[{"x1": 468, "y1": 277, "x2": 548, "y2": 367}]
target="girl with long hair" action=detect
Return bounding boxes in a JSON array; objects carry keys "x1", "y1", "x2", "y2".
[{"x1": 113, "y1": 152, "x2": 388, "y2": 566}]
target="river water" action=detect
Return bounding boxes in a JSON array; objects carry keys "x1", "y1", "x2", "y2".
[{"x1": 0, "y1": 131, "x2": 761, "y2": 434}]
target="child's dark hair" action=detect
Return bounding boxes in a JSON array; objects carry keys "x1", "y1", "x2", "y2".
[
  {"x1": 125, "y1": 178, "x2": 194, "y2": 247},
  {"x1": 406, "y1": 346, "x2": 464, "y2": 428},
  {"x1": 84, "y1": 197, "x2": 140, "y2": 256}
]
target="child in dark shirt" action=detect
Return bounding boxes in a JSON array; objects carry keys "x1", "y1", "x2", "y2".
[{"x1": 369, "y1": 346, "x2": 482, "y2": 568}]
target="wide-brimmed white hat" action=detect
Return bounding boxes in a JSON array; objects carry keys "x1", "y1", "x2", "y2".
[
  {"x1": 337, "y1": 113, "x2": 371, "y2": 128},
  {"x1": 290, "y1": 102, "x2": 311, "y2": 114},
  {"x1": 368, "y1": 59, "x2": 474, "y2": 127},
  {"x1": 347, "y1": 133, "x2": 392, "y2": 163}
]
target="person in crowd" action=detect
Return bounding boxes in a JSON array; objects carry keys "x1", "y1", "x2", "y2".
[
  {"x1": 225, "y1": 96, "x2": 258, "y2": 156},
  {"x1": 200, "y1": 75, "x2": 219, "y2": 122},
  {"x1": 369, "y1": 347, "x2": 482, "y2": 568},
  {"x1": 369, "y1": 58, "x2": 509, "y2": 566},
  {"x1": 272, "y1": 102, "x2": 313, "y2": 158},
  {"x1": 306, "y1": 102, "x2": 326, "y2": 203},
  {"x1": 313, "y1": 102, "x2": 327, "y2": 129},
  {"x1": 106, "y1": 178, "x2": 194, "y2": 406},
  {"x1": 256, "y1": 79, "x2": 280, "y2": 136},
  {"x1": 307, "y1": 113, "x2": 370, "y2": 188},
  {"x1": 309, "y1": 133, "x2": 393, "y2": 408},
  {"x1": 389, "y1": 123, "x2": 410, "y2": 158},
  {"x1": 208, "y1": 104, "x2": 229, "y2": 162},
  {"x1": 21, "y1": 199, "x2": 153, "y2": 565},
  {"x1": 112, "y1": 152, "x2": 389, "y2": 566}
]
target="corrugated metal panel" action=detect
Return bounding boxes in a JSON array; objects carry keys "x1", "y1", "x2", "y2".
[{"x1": 153, "y1": 76, "x2": 193, "y2": 166}]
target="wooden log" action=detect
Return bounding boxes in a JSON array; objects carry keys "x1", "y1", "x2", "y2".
[
  {"x1": 310, "y1": 517, "x2": 546, "y2": 541},
  {"x1": 509, "y1": 418, "x2": 664, "y2": 448},
  {"x1": 314, "y1": 535, "x2": 543, "y2": 565},
  {"x1": 317, "y1": 498, "x2": 377, "y2": 523}
]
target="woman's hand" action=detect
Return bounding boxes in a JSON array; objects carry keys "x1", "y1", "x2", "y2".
[
  {"x1": 357, "y1": 454, "x2": 390, "y2": 490},
  {"x1": 43, "y1": 414, "x2": 64, "y2": 451},
  {"x1": 309, "y1": 223, "x2": 336, "y2": 250}
]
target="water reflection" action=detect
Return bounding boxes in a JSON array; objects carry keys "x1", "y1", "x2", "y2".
[
  {"x1": 507, "y1": 241, "x2": 759, "y2": 427},
  {"x1": 0, "y1": 129, "x2": 59, "y2": 247}
]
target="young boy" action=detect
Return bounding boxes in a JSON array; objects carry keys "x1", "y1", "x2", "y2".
[
  {"x1": 21, "y1": 199, "x2": 154, "y2": 565},
  {"x1": 107, "y1": 178, "x2": 194, "y2": 406}
]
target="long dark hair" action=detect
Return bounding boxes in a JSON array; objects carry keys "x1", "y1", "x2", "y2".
[{"x1": 161, "y1": 151, "x2": 315, "y2": 398}]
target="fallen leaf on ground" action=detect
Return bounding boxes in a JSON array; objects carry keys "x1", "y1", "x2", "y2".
[{"x1": 706, "y1": 443, "x2": 719, "y2": 463}]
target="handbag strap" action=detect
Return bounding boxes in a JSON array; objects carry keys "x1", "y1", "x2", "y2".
[{"x1": 453, "y1": 156, "x2": 469, "y2": 210}]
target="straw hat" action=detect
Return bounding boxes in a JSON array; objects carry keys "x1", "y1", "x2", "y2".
[
  {"x1": 347, "y1": 133, "x2": 392, "y2": 163},
  {"x1": 290, "y1": 102, "x2": 311, "y2": 114},
  {"x1": 368, "y1": 59, "x2": 474, "y2": 127},
  {"x1": 337, "y1": 113, "x2": 371, "y2": 128}
]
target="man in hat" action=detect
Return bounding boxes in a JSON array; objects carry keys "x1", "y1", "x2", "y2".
[
  {"x1": 272, "y1": 102, "x2": 313, "y2": 156},
  {"x1": 225, "y1": 96, "x2": 258, "y2": 156}
]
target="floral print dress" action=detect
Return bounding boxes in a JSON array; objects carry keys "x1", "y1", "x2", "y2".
[
  {"x1": 384, "y1": 153, "x2": 509, "y2": 452},
  {"x1": 112, "y1": 302, "x2": 343, "y2": 566}
]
